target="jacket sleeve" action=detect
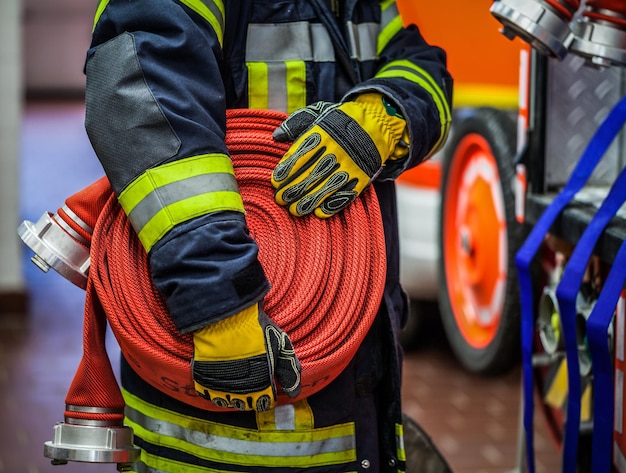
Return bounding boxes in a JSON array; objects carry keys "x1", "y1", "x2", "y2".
[
  {"x1": 344, "y1": 1, "x2": 454, "y2": 180},
  {"x1": 84, "y1": 0, "x2": 270, "y2": 334}
]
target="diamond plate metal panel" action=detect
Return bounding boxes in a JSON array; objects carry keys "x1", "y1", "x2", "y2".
[{"x1": 544, "y1": 53, "x2": 626, "y2": 189}]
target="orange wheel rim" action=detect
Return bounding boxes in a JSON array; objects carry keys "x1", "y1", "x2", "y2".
[{"x1": 443, "y1": 133, "x2": 508, "y2": 349}]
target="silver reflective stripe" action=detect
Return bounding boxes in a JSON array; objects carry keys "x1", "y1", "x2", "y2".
[
  {"x1": 126, "y1": 172, "x2": 239, "y2": 232},
  {"x1": 196, "y1": 0, "x2": 224, "y2": 32},
  {"x1": 273, "y1": 403, "x2": 296, "y2": 431},
  {"x1": 126, "y1": 406, "x2": 356, "y2": 458},
  {"x1": 346, "y1": 21, "x2": 379, "y2": 61},
  {"x1": 310, "y1": 23, "x2": 335, "y2": 62},
  {"x1": 246, "y1": 22, "x2": 334, "y2": 62},
  {"x1": 268, "y1": 62, "x2": 288, "y2": 112},
  {"x1": 125, "y1": 406, "x2": 356, "y2": 457}
]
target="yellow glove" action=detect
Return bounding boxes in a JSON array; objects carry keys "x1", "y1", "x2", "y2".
[
  {"x1": 192, "y1": 303, "x2": 301, "y2": 411},
  {"x1": 271, "y1": 93, "x2": 410, "y2": 218}
]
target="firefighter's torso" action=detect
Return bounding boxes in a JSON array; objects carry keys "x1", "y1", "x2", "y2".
[
  {"x1": 85, "y1": 1, "x2": 427, "y2": 471},
  {"x1": 222, "y1": 0, "x2": 387, "y2": 112}
]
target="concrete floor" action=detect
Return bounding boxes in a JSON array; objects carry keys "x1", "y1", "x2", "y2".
[{"x1": 0, "y1": 101, "x2": 564, "y2": 473}]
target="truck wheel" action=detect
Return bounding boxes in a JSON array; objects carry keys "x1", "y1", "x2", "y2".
[{"x1": 438, "y1": 107, "x2": 521, "y2": 374}]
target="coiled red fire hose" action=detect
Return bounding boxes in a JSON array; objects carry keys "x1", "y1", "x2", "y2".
[{"x1": 63, "y1": 108, "x2": 387, "y2": 419}]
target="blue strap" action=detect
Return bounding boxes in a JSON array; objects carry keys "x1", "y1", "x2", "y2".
[
  {"x1": 515, "y1": 94, "x2": 626, "y2": 473},
  {"x1": 587, "y1": 239, "x2": 626, "y2": 472},
  {"x1": 556, "y1": 162, "x2": 626, "y2": 473}
]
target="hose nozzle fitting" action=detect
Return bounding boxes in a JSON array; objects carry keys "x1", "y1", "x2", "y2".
[
  {"x1": 44, "y1": 418, "x2": 140, "y2": 468},
  {"x1": 18, "y1": 210, "x2": 90, "y2": 289}
]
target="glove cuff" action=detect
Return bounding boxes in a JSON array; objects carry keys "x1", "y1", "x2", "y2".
[{"x1": 353, "y1": 93, "x2": 409, "y2": 162}]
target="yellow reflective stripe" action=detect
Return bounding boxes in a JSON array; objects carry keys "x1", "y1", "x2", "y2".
[
  {"x1": 123, "y1": 389, "x2": 357, "y2": 468},
  {"x1": 285, "y1": 60, "x2": 307, "y2": 113},
  {"x1": 378, "y1": 0, "x2": 402, "y2": 54},
  {"x1": 396, "y1": 422, "x2": 406, "y2": 462},
  {"x1": 93, "y1": 0, "x2": 224, "y2": 45},
  {"x1": 178, "y1": 0, "x2": 225, "y2": 47},
  {"x1": 453, "y1": 83, "x2": 519, "y2": 109},
  {"x1": 138, "y1": 191, "x2": 243, "y2": 251},
  {"x1": 376, "y1": 60, "x2": 452, "y2": 155},
  {"x1": 92, "y1": 0, "x2": 110, "y2": 31},
  {"x1": 137, "y1": 450, "x2": 233, "y2": 473},
  {"x1": 118, "y1": 154, "x2": 244, "y2": 251},
  {"x1": 247, "y1": 60, "x2": 306, "y2": 113},
  {"x1": 256, "y1": 400, "x2": 314, "y2": 430},
  {"x1": 247, "y1": 62, "x2": 270, "y2": 110},
  {"x1": 120, "y1": 155, "x2": 237, "y2": 209}
]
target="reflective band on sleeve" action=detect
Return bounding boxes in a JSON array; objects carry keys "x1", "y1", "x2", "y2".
[
  {"x1": 178, "y1": 0, "x2": 225, "y2": 46},
  {"x1": 122, "y1": 388, "x2": 357, "y2": 468},
  {"x1": 378, "y1": 0, "x2": 402, "y2": 54},
  {"x1": 376, "y1": 60, "x2": 452, "y2": 155},
  {"x1": 118, "y1": 154, "x2": 244, "y2": 251},
  {"x1": 93, "y1": 0, "x2": 224, "y2": 44},
  {"x1": 92, "y1": 0, "x2": 110, "y2": 31}
]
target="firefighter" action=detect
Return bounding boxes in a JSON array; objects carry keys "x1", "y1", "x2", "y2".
[{"x1": 83, "y1": 1, "x2": 453, "y2": 471}]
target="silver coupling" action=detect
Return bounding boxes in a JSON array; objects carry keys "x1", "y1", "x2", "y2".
[
  {"x1": 18, "y1": 211, "x2": 90, "y2": 289},
  {"x1": 570, "y1": 15, "x2": 626, "y2": 68},
  {"x1": 490, "y1": 0, "x2": 574, "y2": 59},
  {"x1": 44, "y1": 422, "x2": 140, "y2": 468}
]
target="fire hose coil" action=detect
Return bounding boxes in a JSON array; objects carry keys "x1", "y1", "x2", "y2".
[{"x1": 85, "y1": 108, "x2": 387, "y2": 411}]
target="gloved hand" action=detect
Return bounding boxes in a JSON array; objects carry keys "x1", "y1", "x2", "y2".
[
  {"x1": 271, "y1": 93, "x2": 410, "y2": 218},
  {"x1": 192, "y1": 303, "x2": 302, "y2": 411}
]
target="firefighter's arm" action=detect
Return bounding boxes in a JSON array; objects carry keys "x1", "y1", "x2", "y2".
[
  {"x1": 85, "y1": 0, "x2": 301, "y2": 410},
  {"x1": 84, "y1": 0, "x2": 270, "y2": 335},
  {"x1": 271, "y1": 1, "x2": 452, "y2": 218},
  {"x1": 345, "y1": 0, "x2": 454, "y2": 178}
]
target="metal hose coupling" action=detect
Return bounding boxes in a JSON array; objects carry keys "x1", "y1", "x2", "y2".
[
  {"x1": 18, "y1": 175, "x2": 111, "y2": 289},
  {"x1": 44, "y1": 406, "x2": 140, "y2": 471},
  {"x1": 536, "y1": 284, "x2": 595, "y2": 377},
  {"x1": 569, "y1": 0, "x2": 626, "y2": 68},
  {"x1": 18, "y1": 208, "x2": 90, "y2": 289},
  {"x1": 490, "y1": 0, "x2": 578, "y2": 59},
  {"x1": 42, "y1": 242, "x2": 141, "y2": 470}
]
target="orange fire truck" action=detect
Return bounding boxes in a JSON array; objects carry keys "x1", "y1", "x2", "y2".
[
  {"x1": 396, "y1": 0, "x2": 626, "y2": 471},
  {"x1": 395, "y1": 0, "x2": 522, "y2": 375}
]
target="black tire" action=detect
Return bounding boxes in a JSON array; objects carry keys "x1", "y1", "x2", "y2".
[
  {"x1": 403, "y1": 413, "x2": 454, "y2": 473},
  {"x1": 438, "y1": 106, "x2": 522, "y2": 375}
]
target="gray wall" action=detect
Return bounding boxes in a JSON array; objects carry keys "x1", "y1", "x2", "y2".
[
  {"x1": 1, "y1": 0, "x2": 24, "y2": 293},
  {"x1": 23, "y1": 0, "x2": 94, "y2": 95}
]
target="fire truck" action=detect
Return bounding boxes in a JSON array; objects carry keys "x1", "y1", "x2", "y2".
[
  {"x1": 397, "y1": 0, "x2": 626, "y2": 471},
  {"x1": 395, "y1": 1, "x2": 522, "y2": 375}
]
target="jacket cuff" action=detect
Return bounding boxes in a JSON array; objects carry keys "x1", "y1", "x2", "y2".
[{"x1": 149, "y1": 211, "x2": 271, "y2": 334}]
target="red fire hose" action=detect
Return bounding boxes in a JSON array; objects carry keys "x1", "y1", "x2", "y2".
[
  {"x1": 545, "y1": 0, "x2": 580, "y2": 21},
  {"x1": 62, "y1": 108, "x2": 387, "y2": 420},
  {"x1": 584, "y1": 0, "x2": 626, "y2": 26}
]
